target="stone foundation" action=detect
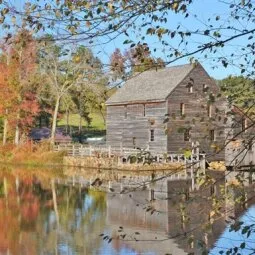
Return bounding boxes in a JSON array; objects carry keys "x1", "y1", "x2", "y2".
[{"x1": 63, "y1": 156, "x2": 184, "y2": 171}]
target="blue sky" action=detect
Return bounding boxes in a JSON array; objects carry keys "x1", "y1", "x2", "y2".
[
  {"x1": 1, "y1": 0, "x2": 250, "y2": 80},
  {"x1": 93, "y1": 0, "x2": 248, "y2": 80}
]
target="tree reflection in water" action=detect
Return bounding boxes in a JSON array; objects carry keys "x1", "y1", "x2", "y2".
[
  {"x1": 0, "y1": 168, "x2": 255, "y2": 255},
  {"x1": 0, "y1": 169, "x2": 107, "y2": 255}
]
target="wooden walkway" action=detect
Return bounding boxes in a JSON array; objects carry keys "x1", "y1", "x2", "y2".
[{"x1": 54, "y1": 144, "x2": 206, "y2": 169}]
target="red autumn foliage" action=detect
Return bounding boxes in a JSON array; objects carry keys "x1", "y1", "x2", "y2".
[{"x1": 0, "y1": 30, "x2": 40, "y2": 136}]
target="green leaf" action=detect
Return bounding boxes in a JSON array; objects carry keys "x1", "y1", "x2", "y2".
[
  {"x1": 240, "y1": 242, "x2": 245, "y2": 249},
  {"x1": 123, "y1": 39, "x2": 132, "y2": 44},
  {"x1": 184, "y1": 149, "x2": 192, "y2": 158}
]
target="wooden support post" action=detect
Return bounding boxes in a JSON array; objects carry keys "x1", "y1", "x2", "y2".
[
  {"x1": 150, "y1": 189, "x2": 155, "y2": 201},
  {"x1": 108, "y1": 145, "x2": 111, "y2": 158},
  {"x1": 80, "y1": 145, "x2": 83, "y2": 156},
  {"x1": 191, "y1": 158, "x2": 195, "y2": 191},
  {"x1": 184, "y1": 157, "x2": 187, "y2": 177},
  {"x1": 120, "y1": 143, "x2": 123, "y2": 156},
  {"x1": 202, "y1": 154, "x2": 206, "y2": 173},
  {"x1": 72, "y1": 145, "x2": 75, "y2": 156},
  {"x1": 120, "y1": 182, "x2": 123, "y2": 195}
]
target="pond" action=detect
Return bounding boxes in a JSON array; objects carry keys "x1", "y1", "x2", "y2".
[{"x1": 0, "y1": 167, "x2": 254, "y2": 255}]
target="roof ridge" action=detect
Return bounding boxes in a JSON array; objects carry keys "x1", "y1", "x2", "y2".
[{"x1": 132, "y1": 63, "x2": 193, "y2": 74}]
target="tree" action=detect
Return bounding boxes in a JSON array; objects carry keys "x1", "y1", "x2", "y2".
[
  {"x1": 124, "y1": 43, "x2": 165, "y2": 73},
  {"x1": 38, "y1": 44, "x2": 106, "y2": 143},
  {"x1": 110, "y1": 44, "x2": 165, "y2": 82},
  {"x1": 69, "y1": 47, "x2": 107, "y2": 137},
  {"x1": 0, "y1": 57, "x2": 17, "y2": 144},
  {"x1": 110, "y1": 48, "x2": 126, "y2": 81},
  {"x1": 0, "y1": 0, "x2": 255, "y2": 252},
  {"x1": 0, "y1": 1, "x2": 253, "y2": 77},
  {"x1": 219, "y1": 76, "x2": 255, "y2": 116},
  {"x1": 0, "y1": 30, "x2": 40, "y2": 144}
]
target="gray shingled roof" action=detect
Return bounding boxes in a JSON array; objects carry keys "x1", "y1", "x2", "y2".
[{"x1": 106, "y1": 64, "x2": 194, "y2": 105}]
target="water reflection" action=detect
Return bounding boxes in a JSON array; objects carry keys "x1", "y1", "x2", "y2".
[
  {"x1": 210, "y1": 205, "x2": 255, "y2": 254},
  {"x1": 0, "y1": 170, "x2": 108, "y2": 255},
  {"x1": 0, "y1": 168, "x2": 254, "y2": 255}
]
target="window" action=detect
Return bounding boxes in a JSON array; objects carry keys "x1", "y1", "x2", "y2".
[
  {"x1": 150, "y1": 130, "x2": 155, "y2": 142},
  {"x1": 143, "y1": 104, "x2": 146, "y2": 116},
  {"x1": 124, "y1": 105, "x2": 127, "y2": 119},
  {"x1": 180, "y1": 103, "x2": 185, "y2": 116},
  {"x1": 207, "y1": 104, "x2": 212, "y2": 118},
  {"x1": 188, "y1": 84, "x2": 193, "y2": 93},
  {"x1": 132, "y1": 137, "x2": 136, "y2": 148},
  {"x1": 184, "y1": 129, "x2": 190, "y2": 141},
  {"x1": 188, "y1": 78, "x2": 194, "y2": 93},
  {"x1": 209, "y1": 130, "x2": 215, "y2": 141},
  {"x1": 242, "y1": 118, "x2": 247, "y2": 132},
  {"x1": 203, "y1": 84, "x2": 208, "y2": 92}
]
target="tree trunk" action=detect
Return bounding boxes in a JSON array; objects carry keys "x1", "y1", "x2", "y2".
[
  {"x1": 14, "y1": 124, "x2": 20, "y2": 145},
  {"x1": 66, "y1": 109, "x2": 70, "y2": 134},
  {"x1": 79, "y1": 112, "x2": 82, "y2": 143},
  {"x1": 51, "y1": 96, "x2": 61, "y2": 145},
  {"x1": 79, "y1": 113, "x2": 82, "y2": 134},
  {"x1": 14, "y1": 112, "x2": 20, "y2": 145},
  {"x1": 3, "y1": 117, "x2": 8, "y2": 145},
  {"x1": 51, "y1": 180, "x2": 59, "y2": 228},
  {"x1": 99, "y1": 107, "x2": 106, "y2": 126}
]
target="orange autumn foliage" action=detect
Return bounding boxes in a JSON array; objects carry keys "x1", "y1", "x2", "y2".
[
  {"x1": 0, "y1": 29, "x2": 40, "y2": 137},
  {"x1": 0, "y1": 141, "x2": 66, "y2": 165}
]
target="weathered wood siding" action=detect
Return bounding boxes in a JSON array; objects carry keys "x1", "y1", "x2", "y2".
[
  {"x1": 225, "y1": 112, "x2": 255, "y2": 167},
  {"x1": 106, "y1": 102, "x2": 167, "y2": 152},
  {"x1": 106, "y1": 64, "x2": 228, "y2": 161},
  {"x1": 166, "y1": 64, "x2": 226, "y2": 161}
]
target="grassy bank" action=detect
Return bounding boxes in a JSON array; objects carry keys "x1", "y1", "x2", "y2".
[
  {"x1": 57, "y1": 112, "x2": 106, "y2": 143},
  {"x1": 0, "y1": 142, "x2": 66, "y2": 167},
  {"x1": 58, "y1": 111, "x2": 105, "y2": 130}
]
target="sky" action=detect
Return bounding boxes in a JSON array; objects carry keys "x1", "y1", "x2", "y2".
[
  {"x1": 0, "y1": 0, "x2": 251, "y2": 80},
  {"x1": 92, "y1": 0, "x2": 249, "y2": 80}
]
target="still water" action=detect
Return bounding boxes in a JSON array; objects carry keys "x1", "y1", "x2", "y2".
[{"x1": 0, "y1": 167, "x2": 254, "y2": 255}]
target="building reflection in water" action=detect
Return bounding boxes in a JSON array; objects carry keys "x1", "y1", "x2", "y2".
[
  {"x1": 106, "y1": 171, "x2": 255, "y2": 254},
  {"x1": 0, "y1": 169, "x2": 255, "y2": 254}
]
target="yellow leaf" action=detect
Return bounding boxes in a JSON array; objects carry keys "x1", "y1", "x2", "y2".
[
  {"x1": 210, "y1": 210, "x2": 215, "y2": 218},
  {"x1": 172, "y1": 2, "x2": 179, "y2": 10},
  {"x1": 11, "y1": 16, "x2": 16, "y2": 24}
]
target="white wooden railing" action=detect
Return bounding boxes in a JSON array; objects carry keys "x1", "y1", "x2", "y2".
[{"x1": 54, "y1": 144, "x2": 206, "y2": 169}]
